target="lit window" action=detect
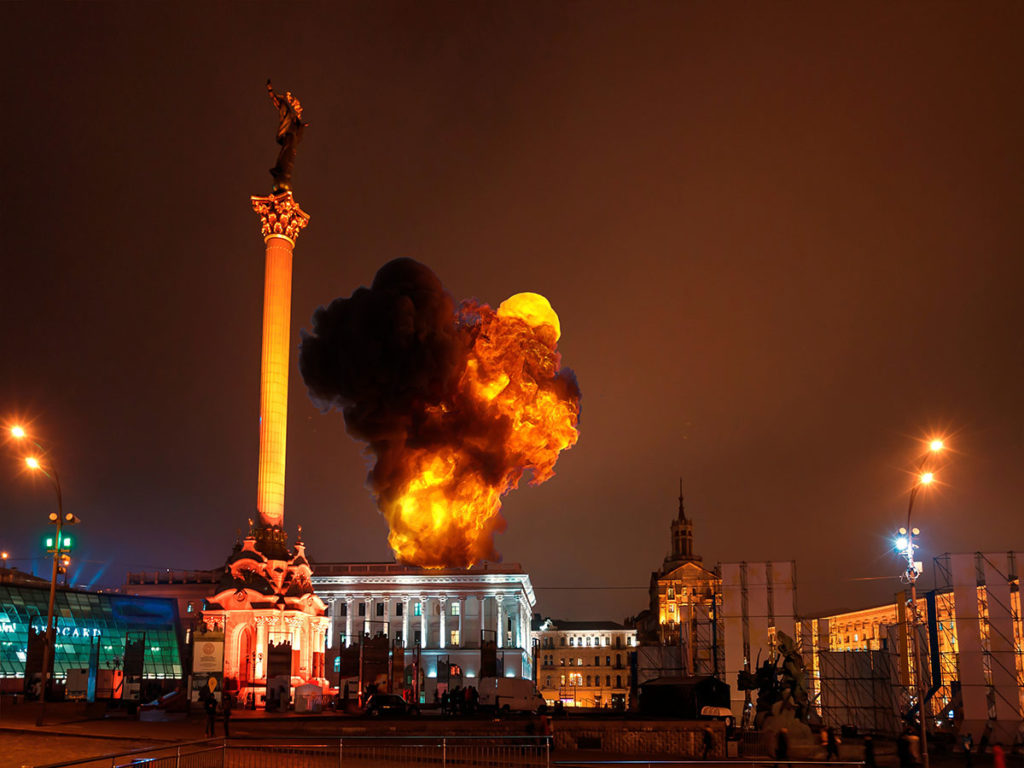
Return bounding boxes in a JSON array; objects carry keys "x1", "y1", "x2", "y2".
[
  {"x1": 585, "y1": 637, "x2": 591, "y2": 647},
  {"x1": 450, "y1": 630, "x2": 460, "y2": 646},
  {"x1": 577, "y1": 657, "x2": 583, "y2": 666},
  {"x1": 451, "y1": 602, "x2": 460, "y2": 616},
  {"x1": 414, "y1": 603, "x2": 422, "y2": 617},
  {"x1": 569, "y1": 637, "x2": 575, "y2": 647},
  {"x1": 560, "y1": 674, "x2": 565, "y2": 686}
]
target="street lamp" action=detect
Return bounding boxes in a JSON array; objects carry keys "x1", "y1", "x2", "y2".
[
  {"x1": 896, "y1": 437, "x2": 944, "y2": 768},
  {"x1": 9, "y1": 425, "x2": 79, "y2": 726}
]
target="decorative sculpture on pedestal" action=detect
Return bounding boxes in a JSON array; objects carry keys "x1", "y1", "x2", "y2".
[{"x1": 203, "y1": 82, "x2": 325, "y2": 710}]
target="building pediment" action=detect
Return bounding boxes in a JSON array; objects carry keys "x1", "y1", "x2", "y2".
[{"x1": 658, "y1": 561, "x2": 717, "y2": 583}]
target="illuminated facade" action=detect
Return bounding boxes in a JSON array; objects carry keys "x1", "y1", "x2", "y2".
[
  {"x1": 0, "y1": 578, "x2": 182, "y2": 686},
  {"x1": 313, "y1": 562, "x2": 536, "y2": 684},
  {"x1": 532, "y1": 618, "x2": 636, "y2": 708},
  {"x1": 649, "y1": 490, "x2": 720, "y2": 671},
  {"x1": 801, "y1": 551, "x2": 1024, "y2": 741}
]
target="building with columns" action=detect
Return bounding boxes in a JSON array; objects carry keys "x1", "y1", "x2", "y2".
[{"x1": 312, "y1": 562, "x2": 536, "y2": 683}]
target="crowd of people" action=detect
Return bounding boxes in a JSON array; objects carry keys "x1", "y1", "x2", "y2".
[{"x1": 436, "y1": 684, "x2": 480, "y2": 715}]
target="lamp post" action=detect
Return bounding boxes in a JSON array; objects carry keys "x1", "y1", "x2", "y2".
[
  {"x1": 9, "y1": 426, "x2": 79, "y2": 726},
  {"x1": 896, "y1": 438, "x2": 943, "y2": 768}
]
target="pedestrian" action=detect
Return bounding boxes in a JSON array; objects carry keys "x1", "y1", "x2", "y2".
[
  {"x1": 222, "y1": 692, "x2": 232, "y2": 739},
  {"x1": 898, "y1": 730, "x2": 911, "y2": 768},
  {"x1": 993, "y1": 743, "x2": 1006, "y2": 768},
  {"x1": 827, "y1": 727, "x2": 841, "y2": 761},
  {"x1": 907, "y1": 731, "x2": 921, "y2": 767},
  {"x1": 962, "y1": 732, "x2": 975, "y2": 768},
  {"x1": 864, "y1": 734, "x2": 877, "y2": 768},
  {"x1": 203, "y1": 692, "x2": 217, "y2": 738},
  {"x1": 775, "y1": 728, "x2": 791, "y2": 768},
  {"x1": 703, "y1": 726, "x2": 715, "y2": 760}
]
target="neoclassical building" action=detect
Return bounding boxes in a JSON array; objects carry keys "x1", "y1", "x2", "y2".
[
  {"x1": 312, "y1": 562, "x2": 536, "y2": 683},
  {"x1": 532, "y1": 617, "x2": 637, "y2": 709}
]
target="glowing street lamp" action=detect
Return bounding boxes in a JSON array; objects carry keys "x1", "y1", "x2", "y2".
[
  {"x1": 896, "y1": 437, "x2": 945, "y2": 768},
  {"x1": 9, "y1": 424, "x2": 78, "y2": 726}
]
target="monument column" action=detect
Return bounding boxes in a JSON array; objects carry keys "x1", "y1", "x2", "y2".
[
  {"x1": 382, "y1": 597, "x2": 391, "y2": 637},
  {"x1": 363, "y1": 596, "x2": 372, "y2": 637},
  {"x1": 250, "y1": 193, "x2": 309, "y2": 531}
]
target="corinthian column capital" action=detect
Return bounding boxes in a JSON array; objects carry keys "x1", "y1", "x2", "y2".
[{"x1": 251, "y1": 191, "x2": 310, "y2": 245}]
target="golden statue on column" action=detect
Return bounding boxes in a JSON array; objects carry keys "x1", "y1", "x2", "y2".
[{"x1": 202, "y1": 83, "x2": 327, "y2": 710}]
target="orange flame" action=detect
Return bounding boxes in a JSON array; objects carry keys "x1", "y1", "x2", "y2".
[{"x1": 384, "y1": 293, "x2": 580, "y2": 567}]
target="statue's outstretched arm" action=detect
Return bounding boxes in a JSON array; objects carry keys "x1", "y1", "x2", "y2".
[{"x1": 266, "y1": 79, "x2": 281, "y2": 108}]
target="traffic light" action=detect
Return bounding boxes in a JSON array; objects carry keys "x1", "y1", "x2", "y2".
[{"x1": 42, "y1": 534, "x2": 74, "y2": 552}]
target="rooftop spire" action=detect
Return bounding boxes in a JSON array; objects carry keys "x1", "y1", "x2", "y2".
[{"x1": 678, "y1": 477, "x2": 687, "y2": 522}]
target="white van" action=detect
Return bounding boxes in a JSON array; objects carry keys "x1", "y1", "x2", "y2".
[{"x1": 477, "y1": 677, "x2": 547, "y2": 714}]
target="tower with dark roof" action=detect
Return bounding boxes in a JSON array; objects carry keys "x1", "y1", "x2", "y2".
[{"x1": 665, "y1": 479, "x2": 700, "y2": 570}]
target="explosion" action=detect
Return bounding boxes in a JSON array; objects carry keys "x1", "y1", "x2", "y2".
[{"x1": 299, "y1": 259, "x2": 581, "y2": 568}]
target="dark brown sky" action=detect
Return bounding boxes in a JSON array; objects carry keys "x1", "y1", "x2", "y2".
[{"x1": 2, "y1": 2, "x2": 1021, "y2": 621}]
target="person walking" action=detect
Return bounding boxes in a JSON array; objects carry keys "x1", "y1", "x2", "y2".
[
  {"x1": 827, "y1": 727, "x2": 841, "y2": 761},
  {"x1": 864, "y1": 734, "x2": 877, "y2": 768},
  {"x1": 775, "y1": 727, "x2": 791, "y2": 768},
  {"x1": 907, "y1": 731, "x2": 922, "y2": 768},
  {"x1": 993, "y1": 743, "x2": 1006, "y2": 768},
  {"x1": 203, "y1": 692, "x2": 217, "y2": 738},
  {"x1": 898, "y1": 730, "x2": 912, "y2": 768},
  {"x1": 962, "y1": 732, "x2": 975, "y2": 768}
]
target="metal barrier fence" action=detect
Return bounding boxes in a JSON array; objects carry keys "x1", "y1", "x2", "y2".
[
  {"x1": 34, "y1": 735, "x2": 551, "y2": 768},
  {"x1": 554, "y1": 762, "x2": 866, "y2": 768}
]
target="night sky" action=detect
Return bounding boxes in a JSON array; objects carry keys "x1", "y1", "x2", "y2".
[{"x1": 2, "y1": 3, "x2": 1021, "y2": 622}]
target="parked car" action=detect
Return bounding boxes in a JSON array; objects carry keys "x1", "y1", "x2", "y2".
[
  {"x1": 364, "y1": 693, "x2": 419, "y2": 717},
  {"x1": 476, "y1": 677, "x2": 547, "y2": 714}
]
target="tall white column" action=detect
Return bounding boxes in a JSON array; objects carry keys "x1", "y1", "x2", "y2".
[
  {"x1": 345, "y1": 597, "x2": 353, "y2": 648},
  {"x1": 520, "y1": 600, "x2": 526, "y2": 649},
  {"x1": 439, "y1": 596, "x2": 448, "y2": 649},
  {"x1": 383, "y1": 597, "x2": 391, "y2": 637},
  {"x1": 496, "y1": 595, "x2": 505, "y2": 649},
  {"x1": 402, "y1": 597, "x2": 411, "y2": 645},
  {"x1": 364, "y1": 596, "x2": 372, "y2": 637},
  {"x1": 420, "y1": 596, "x2": 428, "y2": 648}
]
